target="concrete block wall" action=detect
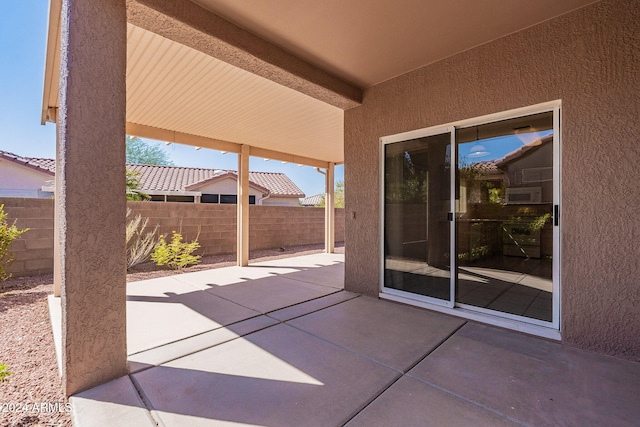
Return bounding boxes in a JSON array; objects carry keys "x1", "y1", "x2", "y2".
[
  {"x1": 1, "y1": 198, "x2": 54, "y2": 277},
  {"x1": 1, "y1": 198, "x2": 344, "y2": 277},
  {"x1": 128, "y1": 202, "x2": 345, "y2": 255},
  {"x1": 249, "y1": 205, "x2": 345, "y2": 251},
  {"x1": 127, "y1": 202, "x2": 238, "y2": 256}
]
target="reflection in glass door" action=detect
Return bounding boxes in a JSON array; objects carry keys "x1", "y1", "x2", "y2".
[
  {"x1": 455, "y1": 112, "x2": 554, "y2": 322},
  {"x1": 383, "y1": 131, "x2": 452, "y2": 305},
  {"x1": 382, "y1": 105, "x2": 559, "y2": 328}
]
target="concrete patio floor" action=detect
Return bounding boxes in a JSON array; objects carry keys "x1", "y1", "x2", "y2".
[{"x1": 49, "y1": 253, "x2": 640, "y2": 426}]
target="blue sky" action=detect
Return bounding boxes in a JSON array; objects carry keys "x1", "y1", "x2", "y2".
[
  {"x1": 458, "y1": 130, "x2": 553, "y2": 164},
  {"x1": 0, "y1": 1, "x2": 342, "y2": 198}
]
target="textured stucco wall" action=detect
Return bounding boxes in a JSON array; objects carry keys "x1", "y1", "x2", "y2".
[
  {"x1": 57, "y1": 0, "x2": 128, "y2": 395},
  {"x1": 344, "y1": 0, "x2": 639, "y2": 360}
]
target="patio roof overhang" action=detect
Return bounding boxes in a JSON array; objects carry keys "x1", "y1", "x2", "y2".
[
  {"x1": 43, "y1": 0, "x2": 601, "y2": 397},
  {"x1": 42, "y1": 1, "x2": 352, "y2": 168},
  {"x1": 41, "y1": 0, "x2": 596, "y2": 167}
]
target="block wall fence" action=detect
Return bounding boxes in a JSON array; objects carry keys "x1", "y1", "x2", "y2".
[{"x1": 1, "y1": 198, "x2": 344, "y2": 278}]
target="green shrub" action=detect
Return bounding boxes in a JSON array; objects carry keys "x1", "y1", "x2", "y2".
[
  {"x1": 126, "y1": 208, "x2": 159, "y2": 269},
  {"x1": 151, "y1": 231, "x2": 201, "y2": 270},
  {"x1": 0, "y1": 204, "x2": 29, "y2": 281},
  {"x1": 0, "y1": 364, "x2": 12, "y2": 383}
]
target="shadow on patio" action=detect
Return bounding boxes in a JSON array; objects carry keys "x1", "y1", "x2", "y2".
[{"x1": 49, "y1": 253, "x2": 640, "y2": 426}]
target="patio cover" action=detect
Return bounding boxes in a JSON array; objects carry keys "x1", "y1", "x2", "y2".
[
  {"x1": 40, "y1": 0, "x2": 598, "y2": 397},
  {"x1": 41, "y1": 0, "x2": 595, "y2": 165}
]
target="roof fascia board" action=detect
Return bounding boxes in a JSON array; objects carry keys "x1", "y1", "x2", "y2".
[
  {"x1": 249, "y1": 147, "x2": 329, "y2": 169},
  {"x1": 126, "y1": 123, "x2": 241, "y2": 153},
  {"x1": 143, "y1": 190, "x2": 202, "y2": 196},
  {"x1": 126, "y1": 0, "x2": 362, "y2": 110},
  {"x1": 126, "y1": 122, "x2": 330, "y2": 169},
  {"x1": 42, "y1": 0, "x2": 62, "y2": 124}
]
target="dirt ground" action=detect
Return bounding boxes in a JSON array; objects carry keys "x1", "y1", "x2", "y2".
[{"x1": 0, "y1": 243, "x2": 343, "y2": 427}]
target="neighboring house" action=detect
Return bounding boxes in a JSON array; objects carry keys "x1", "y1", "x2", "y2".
[
  {"x1": 0, "y1": 151, "x2": 55, "y2": 198},
  {"x1": 463, "y1": 134, "x2": 554, "y2": 205},
  {"x1": 301, "y1": 194, "x2": 324, "y2": 206},
  {"x1": 128, "y1": 164, "x2": 304, "y2": 206},
  {"x1": 0, "y1": 151, "x2": 304, "y2": 206}
]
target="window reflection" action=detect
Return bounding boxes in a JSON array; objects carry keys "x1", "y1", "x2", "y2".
[{"x1": 455, "y1": 112, "x2": 554, "y2": 321}]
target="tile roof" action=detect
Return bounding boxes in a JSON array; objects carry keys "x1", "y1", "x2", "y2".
[
  {"x1": 127, "y1": 164, "x2": 221, "y2": 192},
  {"x1": 125, "y1": 165, "x2": 306, "y2": 197},
  {"x1": 248, "y1": 171, "x2": 304, "y2": 198},
  {"x1": 469, "y1": 160, "x2": 500, "y2": 173},
  {"x1": 0, "y1": 150, "x2": 305, "y2": 198},
  {"x1": 0, "y1": 150, "x2": 55, "y2": 174},
  {"x1": 496, "y1": 134, "x2": 552, "y2": 167},
  {"x1": 467, "y1": 134, "x2": 553, "y2": 177},
  {"x1": 301, "y1": 194, "x2": 324, "y2": 206}
]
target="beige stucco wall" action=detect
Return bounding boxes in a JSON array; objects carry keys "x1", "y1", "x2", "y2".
[
  {"x1": 193, "y1": 177, "x2": 300, "y2": 206},
  {"x1": 196, "y1": 177, "x2": 265, "y2": 201},
  {"x1": 261, "y1": 197, "x2": 300, "y2": 207},
  {"x1": 56, "y1": 0, "x2": 128, "y2": 395},
  {"x1": 344, "y1": 0, "x2": 639, "y2": 361},
  {"x1": 0, "y1": 160, "x2": 53, "y2": 198}
]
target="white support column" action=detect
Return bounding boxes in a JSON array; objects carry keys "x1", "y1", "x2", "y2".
[
  {"x1": 58, "y1": 0, "x2": 127, "y2": 396},
  {"x1": 325, "y1": 163, "x2": 335, "y2": 253},
  {"x1": 237, "y1": 145, "x2": 250, "y2": 266}
]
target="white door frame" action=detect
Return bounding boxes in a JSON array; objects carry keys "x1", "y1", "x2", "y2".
[{"x1": 379, "y1": 101, "x2": 562, "y2": 340}]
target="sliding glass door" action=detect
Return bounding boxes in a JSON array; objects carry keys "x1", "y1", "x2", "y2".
[
  {"x1": 381, "y1": 104, "x2": 560, "y2": 330},
  {"x1": 383, "y1": 129, "x2": 454, "y2": 307},
  {"x1": 455, "y1": 112, "x2": 555, "y2": 323}
]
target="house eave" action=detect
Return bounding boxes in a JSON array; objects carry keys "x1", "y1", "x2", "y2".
[{"x1": 41, "y1": 0, "x2": 62, "y2": 125}]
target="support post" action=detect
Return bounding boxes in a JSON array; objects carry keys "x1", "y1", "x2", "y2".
[
  {"x1": 325, "y1": 163, "x2": 335, "y2": 253},
  {"x1": 237, "y1": 145, "x2": 250, "y2": 266},
  {"x1": 58, "y1": 0, "x2": 127, "y2": 396}
]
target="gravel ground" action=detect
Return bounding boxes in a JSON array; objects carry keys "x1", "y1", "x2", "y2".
[{"x1": 0, "y1": 243, "x2": 343, "y2": 427}]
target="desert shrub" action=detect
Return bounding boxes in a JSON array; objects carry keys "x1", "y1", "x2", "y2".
[
  {"x1": 0, "y1": 363, "x2": 12, "y2": 383},
  {"x1": 0, "y1": 204, "x2": 29, "y2": 281},
  {"x1": 151, "y1": 231, "x2": 201, "y2": 270},
  {"x1": 126, "y1": 208, "x2": 159, "y2": 269}
]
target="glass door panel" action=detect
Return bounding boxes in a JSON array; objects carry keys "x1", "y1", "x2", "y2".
[
  {"x1": 455, "y1": 112, "x2": 554, "y2": 322},
  {"x1": 383, "y1": 132, "x2": 452, "y2": 304}
]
